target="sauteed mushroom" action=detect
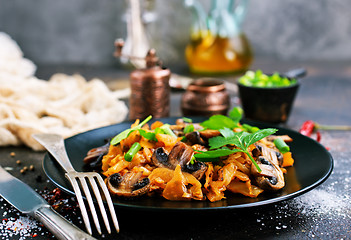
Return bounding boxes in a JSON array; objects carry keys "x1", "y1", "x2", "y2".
[
  {"x1": 185, "y1": 131, "x2": 207, "y2": 146},
  {"x1": 83, "y1": 142, "x2": 109, "y2": 170},
  {"x1": 199, "y1": 129, "x2": 221, "y2": 139},
  {"x1": 151, "y1": 147, "x2": 170, "y2": 169},
  {"x1": 151, "y1": 142, "x2": 207, "y2": 180},
  {"x1": 170, "y1": 120, "x2": 203, "y2": 137},
  {"x1": 275, "y1": 151, "x2": 284, "y2": 167},
  {"x1": 251, "y1": 146, "x2": 285, "y2": 191},
  {"x1": 182, "y1": 161, "x2": 207, "y2": 180},
  {"x1": 168, "y1": 141, "x2": 195, "y2": 167},
  {"x1": 106, "y1": 172, "x2": 150, "y2": 198},
  {"x1": 252, "y1": 144, "x2": 262, "y2": 158}
]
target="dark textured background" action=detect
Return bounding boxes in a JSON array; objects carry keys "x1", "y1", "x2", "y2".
[{"x1": 1, "y1": 0, "x2": 351, "y2": 66}]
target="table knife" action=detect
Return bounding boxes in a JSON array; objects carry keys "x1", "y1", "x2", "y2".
[{"x1": 0, "y1": 165, "x2": 96, "y2": 240}]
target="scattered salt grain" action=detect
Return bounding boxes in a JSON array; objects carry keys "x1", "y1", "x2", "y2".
[
  {"x1": 0, "y1": 216, "x2": 39, "y2": 239},
  {"x1": 291, "y1": 188, "x2": 350, "y2": 218}
]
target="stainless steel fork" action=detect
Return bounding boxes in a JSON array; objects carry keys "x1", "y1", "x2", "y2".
[{"x1": 33, "y1": 134, "x2": 119, "y2": 235}]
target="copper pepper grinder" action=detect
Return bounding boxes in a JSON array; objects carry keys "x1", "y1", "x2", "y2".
[{"x1": 114, "y1": 39, "x2": 171, "y2": 120}]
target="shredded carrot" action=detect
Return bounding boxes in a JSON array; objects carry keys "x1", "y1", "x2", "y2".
[
  {"x1": 151, "y1": 121, "x2": 164, "y2": 130},
  {"x1": 282, "y1": 152, "x2": 294, "y2": 167}
]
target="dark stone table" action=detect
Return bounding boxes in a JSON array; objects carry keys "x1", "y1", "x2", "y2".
[{"x1": 1, "y1": 59, "x2": 350, "y2": 239}]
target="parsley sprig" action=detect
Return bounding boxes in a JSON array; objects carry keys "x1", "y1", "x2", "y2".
[{"x1": 195, "y1": 119, "x2": 277, "y2": 172}]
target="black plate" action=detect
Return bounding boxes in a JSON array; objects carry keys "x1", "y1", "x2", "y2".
[{"x1": 43, "y1": 117, "x2": 333, "y2": 211}]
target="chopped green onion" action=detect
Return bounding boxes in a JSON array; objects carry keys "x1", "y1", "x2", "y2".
[
  {"x1": 184, "y1": 124, "x2": 195, "y2": 134},
  {"x1": 182, "y1": 117, "x2": 193, "y2": 123},
  {"x1": 190, "y1": 155, "x2": 196, "y2": 164},
  {"x1": 124, "y1": 142, "x2": 142, "y2": 162},
  {"x1": 274, "y1": 137, "x2": 290, "y2": 154},
  {"x1": 156, "y1": 124, "x2": 177, "y2": 138},
  {"x1": 241, "y1": 124, "x2": 260, "y2": 133},
  {"x1": 239, "y1": 70, "x2": 297, "y2": 88}
]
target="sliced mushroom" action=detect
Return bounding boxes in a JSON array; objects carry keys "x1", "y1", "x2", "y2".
[
  {"x1": 170, "y1": 120, "x2": 203, "y2": 137},
  {"x1": 151, "y1": 142, "x2": 207, "y2": 180},
  {"x1": 275, "y1": 151, "x2": 284, "y2": 167},
  {"x1": 170, "y1": 123, "x2": 186, "y2": 137},
  {"x1": 254, "y1": 143, "x2": 283, "y2": 167},
  {"x1": 106, "y1": 172, "x2": 150, "y2": 198},
  {"x1": 168, "y1": 141, "x2": 195, "y2": 167},
  {"x1": 185, "y1": 131, "x2": 207, "y2": 146},
  {"x1": 252, "y1": 144, "x2": 262, "y2": 158},
  {"x1": 199, "y1": 129, "x2": 221, "y2": 139},
  {"x1": 83, "y1": 142, "x2": 109, "y2": 170},
  {"x1": 251, "y1": 146, "x2": 285, "y2": 191},
  {"x1": 151, "y1": 147, "x2": 171, "y2": 169},
  {"x1": 84, "y1": 142, "x2": 109, "y2": 163},
  {"x1": 266, "y1": 135, "x2": 293, "y2": 142},
  {"x1": 182, "y1": 161, "x2": 207, "y2": 180}
]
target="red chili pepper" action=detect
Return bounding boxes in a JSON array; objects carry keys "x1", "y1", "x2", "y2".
[
  {"x1": 299, "y1": 120, "x2": 322, "y2": 142},
  {"x1": 299, "y1": 120, "x2": 315, "y2": 137},
  {"x1": 316, "y1": 131, "x2": 322, "y2": 142},
  {"x1": 300, "y1": 120, "x2": 351, "y2": 149}
]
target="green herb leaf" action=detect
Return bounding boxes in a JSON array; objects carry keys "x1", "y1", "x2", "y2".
[
  {"x1": 184, "y1": 124, "x2": 195, "y2": 134},
  {"x1": 208, "y1": 129, "x2": 248, "y2": 150},
  {"x1": 194, "y1": 148, "x2": 242, "y2": 159},
  {"x1": 229, "y1": 107, "x2": 243, "y2": 123},
  {"x1": 138, "y1": 129, "x2": 158, "y2": 142},
  {"x1": 110, "y1": 115, "x2": 152, "y2": 145},
  {"x1": 243, "y1": 128, "x2": 278, "y2": 147},
  {"x1": 110, "y1": 128, "x2": 133, "y2": 146},
  {"x1": 201, "y1": 128, "x2": 277, "y2": 172},
  {"x1": 219, "y1": 127, "x2": 235, "y2": 138},
  {"x1": 208, "y1": 136, "x2": 232, "y2": 150},
  {"x1": 200, "y1": 115, "x2": 238, "y2": 130}
]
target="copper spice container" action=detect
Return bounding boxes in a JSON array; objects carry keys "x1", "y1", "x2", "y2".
[
  {"x1": 181, "y1": 78, "x2": 230, "y2": 116},
  {"x1": 114, "y1": 40, "x2": 171, "y2": 120},
  {"x1": 129, "y1": 57, "x2": 171, "y2": 120}
]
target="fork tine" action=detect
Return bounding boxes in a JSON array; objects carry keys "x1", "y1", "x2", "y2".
[
  {"x1": 87, "y1": 175, "x2": 111, "y2": 233},
  {"x1": 95, "y1": 174, "x2": 120, "y2": 233},
  {"x1": 34, "y1": 133, "x2": 120, "y2": 235},
  {"x1": 78, "y1": 176, "x2": 102, "y2": 235},
  {"x1": 66, "y1": 174, "x2": 92, "y2": 235}
]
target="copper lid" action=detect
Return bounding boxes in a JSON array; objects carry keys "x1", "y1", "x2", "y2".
[
  {"x1": 130, "y1": 66, "x2": 171, "y2": 80},
  {"x1": 187, "y1": 78, "x2": 226, "y2": 93}
]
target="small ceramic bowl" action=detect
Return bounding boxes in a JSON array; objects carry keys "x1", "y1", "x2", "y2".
[{"x1": 237, "y1": 69, "x2": 306, "y2": 123}]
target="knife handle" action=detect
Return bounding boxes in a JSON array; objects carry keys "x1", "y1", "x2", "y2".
[{"x1": 34, "y1": 205, "x2": 97, "y2": 240}]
